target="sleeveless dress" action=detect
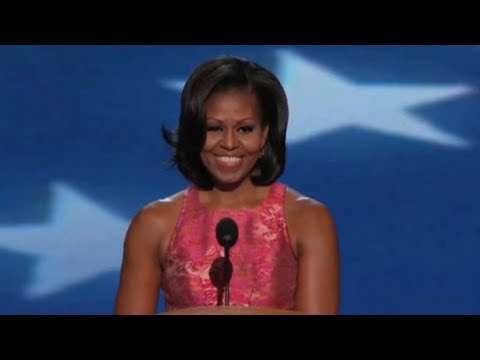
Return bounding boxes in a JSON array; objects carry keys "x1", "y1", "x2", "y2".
[{"x1": 161, "y1": 182, "x2": 298, "y2": 311}]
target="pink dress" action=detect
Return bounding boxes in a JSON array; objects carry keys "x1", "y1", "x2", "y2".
[{"x1": 162, "y1": 182, "x2": 298, "y2": 311}]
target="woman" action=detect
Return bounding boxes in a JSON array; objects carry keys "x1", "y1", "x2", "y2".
[{"x1": 114, "y1": 55, "x2": 340, "y2": 315}]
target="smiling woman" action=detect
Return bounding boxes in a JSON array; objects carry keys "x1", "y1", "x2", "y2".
[
  {"x1": 200, "y1": 89, "x2": 269, "y2": 191},
  {"x1": 114, "y1": 55, "x2": 341, "y2": 315}
]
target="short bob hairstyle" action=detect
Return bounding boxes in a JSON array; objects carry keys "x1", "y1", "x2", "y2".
[{"x1": 162, "y1": 55, "x2": 289, "y2": 190}]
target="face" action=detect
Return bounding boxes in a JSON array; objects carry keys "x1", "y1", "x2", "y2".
[{"x1": 201, "y1": 88, "x2": 269, "y2": 188}]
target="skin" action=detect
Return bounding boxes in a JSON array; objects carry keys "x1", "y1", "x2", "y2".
[{"x1": 115, "y1": 88, "x2": 340, "y2": 315}]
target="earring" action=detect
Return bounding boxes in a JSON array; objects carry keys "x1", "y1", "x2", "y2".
[{"x1": 259, "y1": 148, "x2": 265, "y2": 158}]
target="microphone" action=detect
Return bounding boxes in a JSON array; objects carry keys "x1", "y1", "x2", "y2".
[{"x1": 215, "y1": 217, "x2": 238, "y2": 306}]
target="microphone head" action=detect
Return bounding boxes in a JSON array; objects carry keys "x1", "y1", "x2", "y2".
[{"x1": 215, "y1": 217, "x2": 238, "y2": 250}]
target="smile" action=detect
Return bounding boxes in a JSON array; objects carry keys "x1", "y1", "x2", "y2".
[{"x1": 215, "y1": 155, "x2": 243, "y2": 167}]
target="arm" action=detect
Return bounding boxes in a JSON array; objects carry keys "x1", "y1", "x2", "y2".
[
  {"x1": 115, "y1": 206, "x2": 166, "y2": 314},
  {"x1": 294, "y1": 202, "x2": 340, "y2": 314}
]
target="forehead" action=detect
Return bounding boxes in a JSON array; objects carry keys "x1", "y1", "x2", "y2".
[{"x1": 205, "y1": 88, "x2": 260, "y2": 116}]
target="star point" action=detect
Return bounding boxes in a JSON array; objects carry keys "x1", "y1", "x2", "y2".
[
  {"x1": 276, "y1": 48, "x2": 474, "y2": 148},
  {"x1": 0, "y1": 181, "x2": 129, "y2": 299}
]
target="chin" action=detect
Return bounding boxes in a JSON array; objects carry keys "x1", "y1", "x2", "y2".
[{"x1": 212, "y1": 174, "x2": 248, "y2": 188}]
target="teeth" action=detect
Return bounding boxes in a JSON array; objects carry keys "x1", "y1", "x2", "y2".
[{"x1": 217, "y1": 156, "x2": 241, "y2": 165}]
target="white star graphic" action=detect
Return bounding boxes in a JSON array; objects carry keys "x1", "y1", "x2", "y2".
[
  {"x1": 162, "y1": 49, "x2": 475, "y2": 148},
  {"x1": 0, "y1": 181, "x2": 128, "y2": 299}
]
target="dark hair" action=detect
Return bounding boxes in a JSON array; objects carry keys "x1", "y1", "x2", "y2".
[{"x1": 162, "y1": 55, "x2": 289, "y2": 190}]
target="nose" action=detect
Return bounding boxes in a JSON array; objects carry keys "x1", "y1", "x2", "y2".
[{"x1": 220, "y1": 128, "x2": 239, "y2": 150}]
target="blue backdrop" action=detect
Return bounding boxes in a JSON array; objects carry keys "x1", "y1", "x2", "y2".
[{"x1": 1, "y1": 45, "x2": 479, "y2": 314}]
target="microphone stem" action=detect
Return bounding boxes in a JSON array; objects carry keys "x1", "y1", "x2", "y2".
[
  {"x1": 225, "y1": 248, "x2": 230, "y2": 306},
  {"x1": 226, "y1": 283, "x2": 230, "y2": 307}
]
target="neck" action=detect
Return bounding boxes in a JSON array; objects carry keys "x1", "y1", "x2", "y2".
[
  {"x1": 202, "y1": 179, "x2": 270, "y2": 210},
  {"x1": 213, "y1": 179, "x2": 257, "y2": 202}
]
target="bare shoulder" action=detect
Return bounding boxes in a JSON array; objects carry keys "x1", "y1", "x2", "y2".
[
  {"x1": 284, "y1": 187, "x2": 338, "y2": 256},
  {"x1": 285, "y1": 187, "x2": 334, "y2": 222},
  {"x1": 138, "y1": 189, "x2": 186, "y2": 224},
  {"x1": 125, "y1": 189, "x2": 187, "y2": 255}
]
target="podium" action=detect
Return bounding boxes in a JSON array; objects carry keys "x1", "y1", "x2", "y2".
[{"x1": 159, "y1": 306, "x2": 302, "y2": 315}]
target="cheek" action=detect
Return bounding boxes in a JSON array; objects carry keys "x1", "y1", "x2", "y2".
[
  {"x1": 202, "y1": 135, "x2": 217, "y2": 152},
  {"x1": 242, "y1": 137, "x2": 265, "y2": 154}
]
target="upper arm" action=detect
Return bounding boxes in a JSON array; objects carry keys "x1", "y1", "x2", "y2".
[
  {"x1": 294, "y1": 202, "x2": 340, "y2": 314},
  {"x1": 114, "y1": 206, "x2": 166, "y2": 315}
]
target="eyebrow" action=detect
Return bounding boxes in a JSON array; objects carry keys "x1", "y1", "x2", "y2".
[{"x1": 206, "y1": 117, "x2": 255, "y2": 123}]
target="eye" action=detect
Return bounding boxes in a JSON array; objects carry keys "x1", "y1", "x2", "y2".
[
  {"x1": 238, "y1": 126, "x2": 254, "y2": 133},
  {"x1": 207, "y1": 126, "x2": 222, "y2": 132}
]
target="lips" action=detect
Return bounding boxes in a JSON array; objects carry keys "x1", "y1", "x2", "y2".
[{"x1": 215, "y1": 155, "x2": 244, "y2": 167}]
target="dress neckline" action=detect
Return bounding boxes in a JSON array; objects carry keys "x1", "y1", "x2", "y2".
[{"x1": 190, "y1": 183, "x2": 280, "y2": 213}]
